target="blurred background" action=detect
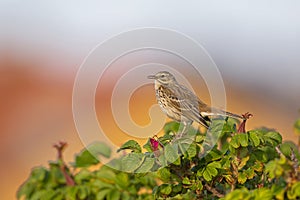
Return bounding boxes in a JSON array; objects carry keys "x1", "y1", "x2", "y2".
[{"x1": 1, "y1": 1, "x2": 300, "y2": 199}]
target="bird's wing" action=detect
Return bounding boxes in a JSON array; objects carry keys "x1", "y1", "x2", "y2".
[
  {"x1": 178, "y1": 85, "x2": 243, "y2": 120},
  {"x1": 166, "y1": 85, "x2": 210, "y2": 129}
]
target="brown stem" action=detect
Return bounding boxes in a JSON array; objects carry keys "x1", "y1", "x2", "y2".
[
  {"x1": 53, "y1": 141, "x2": 75, "y2": 186},
  {"x1": 204, "y1": 183, "x2": 224, "y2": 198},
  {"x1": 237, "y1": 112, "x2": 253, "y2": 133}
]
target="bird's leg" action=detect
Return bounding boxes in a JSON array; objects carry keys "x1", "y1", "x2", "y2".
[{"x1": 176, "y1": 121, "x2": 190, "y2": 139}]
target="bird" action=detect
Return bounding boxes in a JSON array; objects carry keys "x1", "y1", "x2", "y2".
[{"x1": 147, "y1": 71, "x2": 244, "y2": 136}]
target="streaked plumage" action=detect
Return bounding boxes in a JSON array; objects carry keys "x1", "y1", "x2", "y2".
[{"x1": 148, "y1": 71, "x2": 243, "y2": 133}]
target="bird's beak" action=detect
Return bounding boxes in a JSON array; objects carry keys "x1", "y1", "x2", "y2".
[{"x1": 147, "y1": 75, "x2": 156, "y2": 79}]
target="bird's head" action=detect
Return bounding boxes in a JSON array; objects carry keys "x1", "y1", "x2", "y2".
[{"x1": 147, "y1": 71, "x2": 177, "y2": 85}]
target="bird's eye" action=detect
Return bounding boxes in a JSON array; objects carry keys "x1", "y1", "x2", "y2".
[{"x1": 161, "y1": 75, "x2": 165, "y2": 78}]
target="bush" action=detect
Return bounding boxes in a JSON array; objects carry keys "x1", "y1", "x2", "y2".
[{"x1": 17, "y1": 116, "x2": 300, "y2": 200}]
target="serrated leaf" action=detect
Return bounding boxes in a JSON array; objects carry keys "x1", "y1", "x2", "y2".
[
  {"x1": 238, "y1": 172, "x2": 247, "y2": 184},
  {"x1": 118, "y1": 140, "x2": 142, "y2": 153},
  {"x1": 253, "y1": 162, "x2": 264, "y2": 172},
  {"x1": 244, "y1": 168, "x2": 255, "y2": 179},
  {"x1": 135, "y1": 157, "x2": 155, "y2": 173},
  {"x1": 121, "y1": 153, "x2": 144, "y2": 172},
  {"x1": 186, "y1": 143, "x2": 197, "y2": 158},
  {"x1": 157, "y1": 167, "x2": 171, "y2": 182},
  {"x1": 75, "y1": 150, "x2": 100, "y2": 168},
  {"x1": 164, "y1": 144, "x2": 179, "y2": 164},
  {"x1": 182, "y1": 177, "x2": 191, "y2": 185},
  {"x1": 249, "y1": 131, "x2": 260, "y2": 147},
  {"x1": 239, "y1": 134, "x2": 249, "y2": 147},
  {"x1": 265, "y1": 131, "x2": 282, "y2": 145},
  {"x1": 238, "y1": 156, "x2": 249, "y2": 170},
  {"x1": 207, "y1": 161, "x2": 221, "y2": 169},
  {"x1": 160, "y1": 184, "x2": 172, "y2": 195},
  {"x1": 230, "y1": 135, "x2": 240, "y2": 148},
  {"x1": 206, "y1": 166, "x2": 218, "y2": 176},
  {"x1": 88, "y1": 142, "x2": 111, "y2": 158},
  {"x1": 203, "y1": 169, "x2": 212, "y2": 181}
]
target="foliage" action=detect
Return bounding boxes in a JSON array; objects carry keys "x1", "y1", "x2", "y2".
[{"x1": 17, "y1": 117, "x2": 300, "y2": 200}]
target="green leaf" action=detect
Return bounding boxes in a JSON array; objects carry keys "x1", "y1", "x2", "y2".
[
  {"x1": 239, "y1": 134, "x2": 249, "y2": 147},
  {"x1": 115, "y1": 172, "x2": 129, "y2": 189},
  {"x1": 238, "y1": 156, "x2": 249, "y2": 170},
  {"x1": 65, "y1": 187, "x2": 78, "y2": 200},
  {"x1": 206, "y1": 166, "x2": 218, "y2": 177},
  {"x1": 96, "y1": 188, "x2": 111, "y2": 200},
  {"x1": 244, "y1": 168, "x2": 255, "y2": 179},
  {"x1": 230, "y1": 135, "x2": 240, "y2": 148},
  {"x1": 238, "y1": 172, "x2": 247, "y2": 184},
  {"x1": 96, "y1": 168, "x2": 116, "y2": 183},
  {"x1": 287, "y1": 182, "x2": 300, "y2": 199},
  {"x1": 135, "y1": 157, "x2": 155, "y2": 173},
  {"x1": 294, "y1": 118, "x2": 300, "y2": 135},
  {"x1": 224, "y1": 188, "x2": 250, "y2": 200},
  {"x1": 74, "y1": 142, "x2": 111, "y2": 168},
  {"x1": 31, "y1": 167, "x2": 47, "y2": 182},
  {"x1": 182, "y1": 177, "x2": 191, "y2": 185},
  {"x1": 164, "y1": 144, "x2": 179, "y2": 164},
  {"x1": 75, "y1": 149, "x2": 100, "y2": 168},
  {"x1": 77, "y1": 186, "x2": 88, "y2": 200},
  {"x1": 118, "y1": 140, "x2": 142, "y2": 153},
  {"x1": 186, "y1": 142, "x2": 197, "y2": 158},
  {"x1": 121, "y1": 153, "x2": 144, "y2": 172},
  {"x1": 157, "y1": 167, "x2": 171, "y2": 182},
  {"x1": 249, "y1": 131, "x2": 260, "y2": 147},
  {"x1": 74, "y1": 169, "x2": 92, "y2": 184},
  {"x1": 121, "y1": 192, "x2": 131, "y2": 200},
  {"x1": 253, "y1": 188, "x2": 273, "y2": 200},
  {"x1": 207, "y1": 161, "x2": 221, "y2": 169},
  {"x1": 265, "y1": 131, "x2": 282, "y2": 145},
  {"x1": 203, "y1": 169, "x2": 212, "y2": 181},
  {"x1": 159, "y1": 184, "x2": 172, "y2": 195},
  {"x1": 107, "y1": 189, "x2": 121, "y2": 200},
  {"x1": 88, "y1": 142, "x2": 111, "y2": 158},
  {"x1": 163, "y1": 121, "x2": 180, "y2": 134},
  {"x1": 92, "y1": 179, "x2": 114, "y2": 189}
]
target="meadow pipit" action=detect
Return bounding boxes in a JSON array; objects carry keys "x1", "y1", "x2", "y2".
[{"x1": 148, "y1": 71, "x2": 244, "y2": 137}]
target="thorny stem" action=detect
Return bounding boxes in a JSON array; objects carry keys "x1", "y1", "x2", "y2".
[{"x1": 53, "y1": 141, "x2": 75, "y2": 186}]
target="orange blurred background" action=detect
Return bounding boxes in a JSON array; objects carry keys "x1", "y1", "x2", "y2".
[{"x1": 1, "y1": 2, "x2": 300, "y2": 199}]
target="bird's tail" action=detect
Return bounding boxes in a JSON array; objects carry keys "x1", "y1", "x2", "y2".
[{"x1": 204, "y1": 107, "x2": 244, "y2": 120}]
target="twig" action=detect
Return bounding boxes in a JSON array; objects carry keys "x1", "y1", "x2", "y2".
[
  {"x1": 53, "y1": 141, "x2": 75, "y2": 186},
  {"x1": 290, "y1": 148, "x2": 299, "y2": 180},
  {"x1": 275, "y1": 146, "x2": 283, "y2": 157},
  {"x1": 204, "y1": 183, "x2": 224, "y2": 198}
]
